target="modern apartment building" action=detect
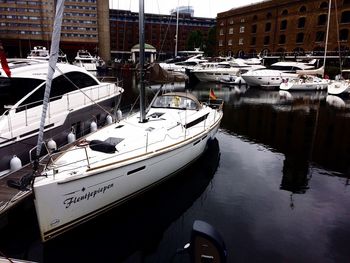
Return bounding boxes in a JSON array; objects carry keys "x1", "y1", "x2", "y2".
[
  {"x1": 217, "y1": 0, "x2": 350, "y2": 59},
  {"x1": 109, "y1": 7, "x2": 216, "y2": 61},
  {"x1": 0, "y1": 0, "x2": 105, "y2": 60}
]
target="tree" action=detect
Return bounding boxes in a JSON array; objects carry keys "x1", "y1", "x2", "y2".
[
  {"x1": 205, "y1": 26, "x2": 216, "y2": 57},
  {"x1": 186, "y1": 30, "x2": 203, "y2": 51}
]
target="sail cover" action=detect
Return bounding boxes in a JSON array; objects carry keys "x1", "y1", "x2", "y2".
[
  {"x1": 36, "y1": 0, "x2": 65, "y2": 157},
  {"x1": 296, "y1": 66, "x2": 324, "y2": 76}
]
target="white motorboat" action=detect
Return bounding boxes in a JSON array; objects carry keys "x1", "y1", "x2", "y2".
[
  {"x1": 159, "y1": 54, "x2": 208, "y2": 73},
  {"x1": 279, "y1": 75, "x2": 329, "y2": 91},
  {"x1": 192, "y1": 59, "x2": 265, "y2": 83},
  {"x1": 27, "y1": 46, "x2": 50, "y2": 60},
  {"x1": 73, "y1": 50, "x2": 97, "y2": 71},
  {"x1": 0, "y1": 59, "x2": 124, "y2": 176},
  {"x1": 241, "y1": 60, "x2": 316, "y2": 87},
  {"x1": 18, "y1": 0, "x2": 223, "y2": 243}
]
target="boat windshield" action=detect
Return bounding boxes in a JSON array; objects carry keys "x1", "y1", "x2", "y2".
[
  {"x1": 0, "y1": 77, "x2": 44, "y2": 115},
  {"x1": 152, "y1": 95, "x2": 198, "y2": 110}
]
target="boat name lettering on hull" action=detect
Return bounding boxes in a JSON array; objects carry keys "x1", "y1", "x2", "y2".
[{"x1": 63, "y1": 183, "x2": 114, "y2": 208}]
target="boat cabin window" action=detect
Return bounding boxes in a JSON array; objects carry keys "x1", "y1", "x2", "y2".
[
  {"x1": 15, "y1": 72, "x2": 98, "y2": 113},
  {"x1": 0, "y1": 77, "x2": 44, "y2": 114},
  {"x1": 152, "y1": 95, "x2": 198, "y2": 110},
  {"x1": 51, "y1": 71, "x2": 98, "y2": 95}
]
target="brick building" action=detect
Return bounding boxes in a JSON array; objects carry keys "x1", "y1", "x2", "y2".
[
  {"x1": 0, "y1": 0, "x2": 108, "y2": 61},
  {"x1": 109, "y1": 8, "x2": 216, "y2": 61},
  {"x1": 217, "y1": 0, "x2": 350, "y2": 59}
]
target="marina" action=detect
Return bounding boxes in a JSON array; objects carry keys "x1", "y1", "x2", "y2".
[
  {"x1": 0, "y1": 0, "x2": 350, "y2": 262},
  {"x1": 1, "y1": 72, "x2": 350, "y2": 262}
]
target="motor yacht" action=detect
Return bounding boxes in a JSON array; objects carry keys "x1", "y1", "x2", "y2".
[
  {"x1": 27, "y1": 46, "x2": 50, "y2": 61},
  {"x1": 73, "y1": 50, "x2": 97, "y2": 71},
  {"x1": 0, "y1": 59, "x2": 124, "y2": 176},
  {"x1": 241, "y1": 60, "x2": 317, "y2": 87},
  {"x1": 192, "y1": 59, "x2": 265, "y2": 83},
  {"x1": 159, "y1": 54, "x2": 208, "y2": 73}
]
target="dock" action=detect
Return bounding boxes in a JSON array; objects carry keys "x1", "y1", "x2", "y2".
[{"x1": 0, "y1": 164, "x2": 34, "y2": 220}]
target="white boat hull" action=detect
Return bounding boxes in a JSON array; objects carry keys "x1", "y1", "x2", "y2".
[
  {"x1": 33, "y1": 96, "x2": 223, "y2": 241},
  {"x1": 280, "y1": 79, "x2": 329, "y2": 91},
  {"x1": 327, "y1": 80, "x2": 350, "y2": 95},
  {"x1": 241, "y1": 70, "x2": 298, "y2": 87}
]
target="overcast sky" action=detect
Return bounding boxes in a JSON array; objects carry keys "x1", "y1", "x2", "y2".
[{"x1": 109, "y1": 0, "x2": 263, "y2": 18}]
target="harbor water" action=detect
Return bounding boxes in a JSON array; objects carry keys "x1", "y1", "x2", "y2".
[{"x1": 1, "y1": 71, "x2": 350, "y2": 263}]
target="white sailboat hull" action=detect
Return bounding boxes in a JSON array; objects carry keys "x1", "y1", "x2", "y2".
[
  {"x1": 280, "y1": 78, "x2": 329, "y2": 91},
  {"x1": 327, "y1": 80, "x2": 350, "y2": 95},
  {"x1": 33, "y1": 97, "x2": 223, "y2": 241}
]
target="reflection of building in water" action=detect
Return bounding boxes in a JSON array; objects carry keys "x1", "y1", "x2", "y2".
[
  {"x1": 221, "y1": 92, "x2": 350, "y2": 174},
  {"x1": 281, "y1": 155, "x2": 310, "y2": 194},
  {"x1": 281, "y1": 155, "x2": 311, "y2": 209}
]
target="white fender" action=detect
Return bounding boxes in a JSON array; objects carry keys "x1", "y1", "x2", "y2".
[
  {"x1": 106, "y1": 115, "x2": 113, "y2": 125},
  {"x1": 117, "y1": 109, "x2": 122, "y2": 121},
  {"x1": 47, "y1": 139, "x2": 57, "y2": 151},
  {"x1": 67, "y1": 131, "x2": 76, "y2": 144},
  {"x1": 10, "y1": 155, "x2": 22, "y2": 171},
  {"x1": 90, "y1": 120, "x2": 97, "y2": 132}
]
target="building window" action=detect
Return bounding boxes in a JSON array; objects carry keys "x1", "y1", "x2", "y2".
[
  {"x1": 320, "y1": 2, "x2": 328, "y2": 8},
  {"x1": 298, "y1": 17, "x2": 306, "y2": 28},
  {"x1": 296, "y1": 33, "x2": 304, "y2": 43},
  {"x1": 282, "y1": 9, "x2": 288, "y2": 16},
  {"x1": 264, "y1": 35, "x2": 270, "y2": 45},
  {"x1": 229, "y1": 19, "x2": 234, "y2": 24},
  {"x1": 219, "y1": 28, "x2": 224, "y2": 35},
  {"x1": 251, "y1": 24, "x2": 257, "y2": 33},
  {"x1": 266, "y1": 12, "x2": 272, "y2": 19},
  {"x1": 228, "y1": 39, "x2": 232, "y2": 46},
  {"x1": 280, "y1": 20, "x2": 287, "y2": 30},
  {"x1": 240, "y1": 26, "x2": 245, "y2": 33},
  {"x1": 340, "y1": 28, "x2": 349, "y2": 40},
  {"x1": 219, "y1": 40, "x2": 223, "y2": 46},
  {"x1": 253, "y1": 15, "x2": 258, "y2": 21},
  {"x1": 341, "y1": 11, "x2": 350, "y2": 23},
  {"x1": 265, "y1": 22, "x2": 271, "y2": 32},
  {"x1": 239, "y1": 38, "x2": 244, "y2": 45},
  {"x1": 316, "y1": 31, "x2": 325, "y2": 42},
  {"x1": 229, "y1": 27, "x2": 234, "y2": 34},
  {"x1": 279, "y1": 34, "x2": 286, "y2": 44},
  {"x1": 318, "y1": 14, "x2": 327, "y2": 25},
  {"x1": 250, "y1": 36, "x2": 256, "y2": 45},
  {"x1": 240, "y1": 18, "x2": 245, "y2": 23},
  {"x1": 299, "y1": 6, "x2": 306, "y2": 12}
]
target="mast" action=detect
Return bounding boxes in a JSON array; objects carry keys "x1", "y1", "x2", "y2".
[
  {"x1": 36, "y1": 0, "x2": 65, "y2": 157},
  {"x1": 174, "y1": 0, "x2": 180, "y2": 57},
  {"x1": 139, "y1": 0, "x2": 146, "y2": 122},
  {"x1": 323, "y1": 0, "x2": 331, "y2": 78}
]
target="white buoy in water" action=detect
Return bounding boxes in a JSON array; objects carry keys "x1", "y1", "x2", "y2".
[
  {"x1": 67, "y1": 131, "x2": 76, "y2": 144},
  {"x1": 47, "y1": 138, "x2": 57, "y2": 151},
  {"x1": 10, "y1": 155, "x2": 22, "y2": 171},
  {"x1": 90, "y1": 120, "x2": 97, "y2": 132},
  {"x1": 106, "y1": 115, "x2": 113, "y2": 125},
  {"x1": 117, "y1": 109, "x2": 122, "y2": 121}
]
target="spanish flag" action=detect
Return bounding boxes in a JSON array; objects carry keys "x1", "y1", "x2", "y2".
[{"x1": 209, "y1": 88, "x2": 217, "y2": 100}]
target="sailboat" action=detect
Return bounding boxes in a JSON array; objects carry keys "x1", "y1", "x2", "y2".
[
  {"x1": 25, "y1": 0, "x2": 223, "y2": 242},
  {"x1": 280, "y1": 0, "x2": 332, "y2": 91}
]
